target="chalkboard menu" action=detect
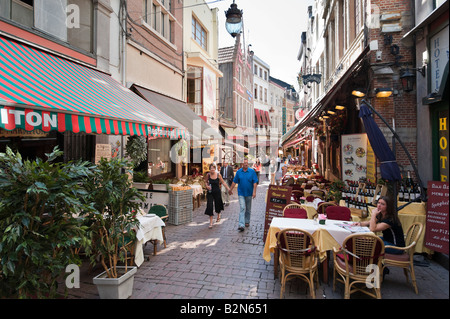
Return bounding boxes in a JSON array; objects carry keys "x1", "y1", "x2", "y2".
[
  {"x1": 424, "y1": 181, "x2": 449, "y2": 254},
  {"x1": 263, "y1": 185, "x2": 292, "y2": 242}
]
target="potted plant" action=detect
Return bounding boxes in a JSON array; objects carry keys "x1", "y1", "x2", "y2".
[
  {"x1": 327, "y1": 179, "x2": 346, "y2": 203},
  {"x1": 0, "y1": 147, "x2": 94, "y2": 298},
  {"x1": 85, "y1": 157, "x2": 145, "y2": 299},
  {"x1": 125, "y1": 135, "x2": 147, "y2": 177},
  {"x1": 150, "y1": 178, "x2": 171, "y2": 191},
  {"x1": 132, "y1": 170, "x2": 151, "y2": 190}
]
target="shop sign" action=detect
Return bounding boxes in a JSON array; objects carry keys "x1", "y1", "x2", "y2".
[
  {"x1": 425, "y1": 181, "x2": 449, "y2": 254},
  {"x1": 0, "y1": 128, "x2": 49, "y2": 138},
  {"x1": 430, "y1": 25, "x2": 449, "y2": 93},
  {"x1": 1, "y1": 106, "x2": 58, "y2": 131},
  {"x1": 263, "y1": 185, "x2": 292, "y2": 242},
  {"x1": 439, "y1": 109, "x2": 449, "y2": 182},
  {"x1": 136, "y1": 189, "x2": 169, "y2": 214},
  {"x1": 302, "y1": 73, "x2": 322, "y2": 84}
]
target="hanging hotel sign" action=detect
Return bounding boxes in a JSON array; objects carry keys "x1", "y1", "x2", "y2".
[
  {"x1": 430, "y1": 25, "x2": 449, "y2": 93},
  {"x1": 302, "y1": 73, "x2": 322, "y2": 84}
]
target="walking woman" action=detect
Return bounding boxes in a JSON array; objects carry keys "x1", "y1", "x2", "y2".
[
  {"x1": 252, "y1": 159, "x2": 261, "y2": 184},
  {"x1": 204, "y1": 164, "x2": 231, "y2": 229}
]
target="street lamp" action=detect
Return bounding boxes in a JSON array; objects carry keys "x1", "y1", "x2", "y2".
[
  {"x1": 225, "y1": 1, "x2": 243, "y2": 37},
  {"x1": 400, "y1": 66, "x2": 426, "y2": 92}
]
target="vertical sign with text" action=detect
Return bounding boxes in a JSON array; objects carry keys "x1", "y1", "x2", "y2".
[
  {"x1": 425, "y1": 181, "x2": 449, "y2": 254},
  {"x1": 263, "y1": 185, "x2": 292, "y2": 242}
]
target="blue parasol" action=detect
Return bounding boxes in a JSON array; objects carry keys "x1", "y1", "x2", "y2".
[{"x1": 359, "y1": 103, "x2": 402, "y2": 181}]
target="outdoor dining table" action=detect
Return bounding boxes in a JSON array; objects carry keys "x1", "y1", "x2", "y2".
[
  {"x1": 339, "y1": 200, "x2": 431, "y2": 254},
  {"x1": 134, "y1": 214, "x2": 165, "y2": 267},
  {"x1": 263, "y1": 217, "x2": 372, "y2": 283}
]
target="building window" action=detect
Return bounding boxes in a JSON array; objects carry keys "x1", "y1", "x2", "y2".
[
  {"x1": 187, "y1": 65, "x2": 203, "y2": 115},
  {"x1": 192, "y1": 16, "x2": 207, "y2": 50},
  {"x1": 0, "y1": 0, "x2": 93, "y2": 53},
  {"x1": 264, "y1": 88, "x2": 267, "y2": 103},
  {"x1": 148, "y1": 138, "x2": 172, "y2": 177},
  {"x1": 264, "y1": 71, "x2": 268, "y2": 81},
  {"x1": 143, "y1": 0, "x2": 174, "y2": 44}
]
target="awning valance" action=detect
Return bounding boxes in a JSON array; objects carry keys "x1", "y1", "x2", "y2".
[
  {"x1": 255, "y1": 109, "x2": 263, "y2": 125},
  {"x1": 222, "y1": 126, "x2": 244, "y2": 140},
  {"x1": 0, "y1": 36, "x2": 187, "y2": 138},
  {"x1": 264, "y1": 110, "x2": 272, "y2": 126}
]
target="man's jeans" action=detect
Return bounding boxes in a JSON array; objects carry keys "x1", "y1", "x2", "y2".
[{"x1": 238, "y1": 196, "x2": 252, "y2": 228}]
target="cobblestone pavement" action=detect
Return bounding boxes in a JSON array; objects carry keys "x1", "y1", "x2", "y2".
[{"x1": 67, "y1": 178, "x2": 449, "y2": 301}]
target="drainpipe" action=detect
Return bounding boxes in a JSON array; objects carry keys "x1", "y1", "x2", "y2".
[{"x1": 120, "y1": 0, "x2": 127, "y2": 159}]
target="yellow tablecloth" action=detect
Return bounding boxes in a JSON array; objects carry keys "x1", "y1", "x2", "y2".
[
  {"x1": 263, "y1": 218, "x2": 371, "y2": 262},
  {"x1": 398, "y1": 201, "x2": 427, "y2": 215},
  {"x1": 339, "y1": 200, "x2": 431, "y2": 254},
  {"x1": 263, "y1": 226, "x2": 338, "y2": 262}
]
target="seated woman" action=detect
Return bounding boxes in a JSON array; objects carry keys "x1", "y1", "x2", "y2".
[{"x1": 354, "y1": 195, "x2": 405, "y2": 254}]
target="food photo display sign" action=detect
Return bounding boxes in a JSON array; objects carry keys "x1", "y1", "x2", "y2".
[{"x1": 341, "y1": 134, "x2": 370, "y2": 183}]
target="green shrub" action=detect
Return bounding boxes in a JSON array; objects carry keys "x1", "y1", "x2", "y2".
[{"x1": 0, "y1": 147, "x2": 95, "y2": 298}]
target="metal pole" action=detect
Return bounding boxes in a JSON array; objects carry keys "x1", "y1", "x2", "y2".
[{"x1": 361, "y1": 99, "x2": 427, "y2": 205}]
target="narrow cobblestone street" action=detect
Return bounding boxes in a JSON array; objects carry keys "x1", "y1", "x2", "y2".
[{"x1": 66, "y1": 178, "x2": 449, "y2": 301}]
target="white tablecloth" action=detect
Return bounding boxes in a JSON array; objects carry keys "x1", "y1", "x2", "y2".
[
  {"x1": 189, "y1": 184, "x2": 203, "y2": 197},
  {"x1": 134, "y1": 215, "x2": 165, "y2": 267}
]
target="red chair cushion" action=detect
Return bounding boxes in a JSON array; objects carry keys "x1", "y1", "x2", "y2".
[
  {"x1": 385, "y1": 253, "x2": 409, "y2": 262},
  {"x1": 326, "y1": 206, "x2": 352, "y2": 221},
  {"x1": 283, "y1": 208, "x2": 308, "y2": 219}
]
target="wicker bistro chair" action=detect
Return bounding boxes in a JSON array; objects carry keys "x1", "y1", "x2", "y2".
[
  {"x1": 282, "y1": 203, "x2": 308, "y2": 219},
  {"x1": 291, "y1": 190, "x2": 304, "y2": 201},
  {"x1": 291, "y1": 184, "x2": 304, "y2": 191},
  {"x1": 325, "y1": 206, "x2": 352, "y2": 221},
  {"x1": 277, "y1": 228, "x2": 319, "y2": 299},
  {"x1": 317, "y1": 201, "x2": 337, "y2": 215},
  {"x1": 333, "y1": 233, "x2": 385, "y2": 299},
  {"x1": 382, "y1": 222, "x2": 424, "y2": 294},
  {"x1": 310, "y1": 190, "x2": 326, "y2": 199}
]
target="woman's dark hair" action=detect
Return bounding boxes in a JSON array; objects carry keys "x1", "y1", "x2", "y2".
[{"x1": 377, "y1": 195, "x2": 401, "y2": 225}]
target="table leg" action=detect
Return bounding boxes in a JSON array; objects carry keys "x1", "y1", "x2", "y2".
[
  {"x1": 322, "y1": 257, "x2": 328, "y2": 284},
  {"x1": 274, "y1": 248, "x2": 279, "y2": 279}
]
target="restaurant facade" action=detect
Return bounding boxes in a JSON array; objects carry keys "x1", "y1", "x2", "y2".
[{"x1": 282, "y1": 0, "x2": 449, "y2": 263}]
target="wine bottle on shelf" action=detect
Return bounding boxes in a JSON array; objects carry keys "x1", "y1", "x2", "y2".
[
  {"x1": 414, "y1": 184, "x2": 421, "y2": 202},
  {"x1": 405, "y1": 171, "x2": 413, "y2": 202},
  {"x1": 403, "y1": 183, "x2": 410, "y2": 202},
  {"x1": 399, "y1": 183, "x2": 405, "y2": 202}
]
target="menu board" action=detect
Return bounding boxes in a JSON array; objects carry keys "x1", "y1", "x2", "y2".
[
  {"x1": 263, "y1": 185, "x2": 292, "y2": 242},
  {"x1": 341, "y1": 134, "x2": 369, "y2": 182},
  {"x1": 95, "y1": 144, "x2": 111, "y2": 164},
  {"x1": 424, "y1": 181, "x2": 449, "y2": 254}
]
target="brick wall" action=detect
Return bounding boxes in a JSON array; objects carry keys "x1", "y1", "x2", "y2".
[
  {"x1": 368, "y1": 0, "x2": 418, "y2": 180},
  {"x1": 126, "y1": 0, "x2": 184, "y2": 73}
]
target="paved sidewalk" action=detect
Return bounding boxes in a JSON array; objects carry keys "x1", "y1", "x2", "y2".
[{"x1": 67, "y1": 179, "x2": 449, "y2": 300}]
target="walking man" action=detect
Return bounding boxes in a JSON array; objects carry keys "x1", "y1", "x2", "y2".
[
  {"x1": 229, "y1": 158, "x2": 258, "y2": 232},
  {"x1": 220, "y1": 160, "x2": 234, "y2": 206}
]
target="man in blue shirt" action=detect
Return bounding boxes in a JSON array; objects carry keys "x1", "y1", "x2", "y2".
[{"x1": 229, "y1": 158, "x2": 258, "y2": 231}]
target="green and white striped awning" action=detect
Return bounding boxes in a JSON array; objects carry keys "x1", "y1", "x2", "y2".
[{"x1": 0, "y1": 36, "x2": 187, "y2": 138}]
